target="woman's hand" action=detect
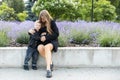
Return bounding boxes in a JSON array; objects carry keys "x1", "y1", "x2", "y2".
[
  {"x1": 28, "y1": 29, "x2": 35, "y2": 34},
  {"x1": 41, "y1": 36, "x2": 46, "y2": 42},
  {"x1": 41, "y1": 32, "x2": 46, "y2": 36}
]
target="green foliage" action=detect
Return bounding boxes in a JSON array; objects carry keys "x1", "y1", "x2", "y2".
[
  {"x1": 58, "y1": 34, "x2": 68, "y2": 47},
  {"x1": 58, "y1": 1, "x2": 83, "y2": 21},
  {"x1": 0, "y1": 30, "x2": 10, "y2": 47},
  {"x1": 3, "y1": 0, "x2": 25, "y2": 13},
  {"x1": 94, "y1": 0, "x2": 117, "y2": 21},
  {"x1": 71, "y1": 29, "x2": 91, "y2": 44},
  {"x1": 16, "y1": 32, "x2": 29, "y2": 44},
  {"x1": 78, "y1": 0, "x2": 117, "y2": 21},
  {"x1": 32, "y1": 0, "x2": 117, "y2": 21},
  {"x1": 98, "y1": 31, "x2": 120, "y2": 47},
  {"x1": 32, "y1": 0, "x2": 82, "y2": 21},
  {"x1": 17, "y1": 11, "x2": 28, "y2": 21},
  {"x1": 0, "y1": 2, "x2": 27, "y2": 21},
  {"x1": 25, "y1": 0, "x2": 37, "y2": 21},
  {"x1": 108, "y1": 0, "x2": 120, "y2": 8},
  {"x1": 0, "y1": 3, "x2": 17, "y2": 21},
  {"x1": 116, "y1": 1, "x2": 120, "y2": 22},
  {"x1": 79, "y1": 0, "x2": 92, "y2": 21}
]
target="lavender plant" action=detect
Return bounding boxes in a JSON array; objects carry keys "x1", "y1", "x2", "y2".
[
  {"x1": 0, "y1": 21, "x2": 34, "y2": 39},
  {"x1": 97, "y1": 28, "x2": 120, "y2": 47},
  {"x1": 0, "y1": 30, "x2": 10, "y2": 47},
  {"x1": 16, "y1": 31, "x2": 29, "y2": 44},
  {"x1": 0, "y1": 20, "x2": 120, "y2": 47}
]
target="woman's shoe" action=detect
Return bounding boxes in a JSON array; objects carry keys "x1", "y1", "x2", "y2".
[
  {"x1": 50, "y1": 63, "x2": 54, "y2": 71},
  {"x1": 46, "y1": 70, "x2": 52, "y2": 78}
]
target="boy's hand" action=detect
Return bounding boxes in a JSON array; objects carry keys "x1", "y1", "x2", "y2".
[{"x1": 28, "y1": 29, "x2": 35, "y2": 34}]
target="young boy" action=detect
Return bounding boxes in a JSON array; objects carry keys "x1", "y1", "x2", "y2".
[{"x1": 23, "y1": 22, "x2": 41, "y2": 70}]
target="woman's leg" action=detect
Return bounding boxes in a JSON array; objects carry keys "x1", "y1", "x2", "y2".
[
  {"x1": 37, "y1": 44, "x2": 45, "y2": 58},
  {"x1": 38, "y1": 43, "x2": 53, "y2": 78},
  {"x1": 37, "y1": 43, "x2": 53, "y2": 70},
  {"x1": 44, "y1": 43, "x2": 53, "y2": 70}
]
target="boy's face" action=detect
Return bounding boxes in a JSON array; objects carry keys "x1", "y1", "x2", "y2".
[{"x1": 35, "y1": 23, "x2": 41, "y2": 31}]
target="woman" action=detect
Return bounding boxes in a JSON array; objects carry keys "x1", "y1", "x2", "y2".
[{"x1": 29, "y1": 10, "x2": 59, "y2": 78}]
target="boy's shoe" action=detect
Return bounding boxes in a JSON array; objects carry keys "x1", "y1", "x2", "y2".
[
  {"x1": 46, "y1": 70, "x2": 52, "y2": 78},
  {"x1": 50, "y1": 63, "x2": 54, "y2": 71},
  {"x1": 23, "y1": 65, "x2": 29, "y2": 70},
  {"x1": 32, "y1": 66, "x2": 37, "y2": 70}
]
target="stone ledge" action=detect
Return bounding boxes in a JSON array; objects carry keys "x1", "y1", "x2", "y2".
[{"x1": 0, "y1": 47, "x2": 120, "y2": 68}]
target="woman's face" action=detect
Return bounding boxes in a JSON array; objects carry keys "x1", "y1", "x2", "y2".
[{"x1": 41, "y1": 15, "x2": 46, "y2": 23}]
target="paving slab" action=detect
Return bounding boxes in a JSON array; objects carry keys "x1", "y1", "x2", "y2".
[{"x1": 0, "y1": 68, "x2": 120, "y2": 80}]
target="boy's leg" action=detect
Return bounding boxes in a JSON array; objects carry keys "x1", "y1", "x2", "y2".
[
  {"x1": 32, "y1": 49, "x2": 39, "y2": 70},
  {"x1": 24, "y1": 47, "x2": 34, "y2": 70}
]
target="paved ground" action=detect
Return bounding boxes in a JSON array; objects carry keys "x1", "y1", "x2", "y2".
[{"x1": 0, "y1": 67, "x2": 120, "y2": 80}]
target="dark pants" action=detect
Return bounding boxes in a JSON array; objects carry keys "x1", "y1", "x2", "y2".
[{"x1": 24, "y1": 47, "x2": 39, "y2": 66}]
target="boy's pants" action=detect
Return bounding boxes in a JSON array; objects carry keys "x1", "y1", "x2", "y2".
[{"x1": 24, "y1": 47, "x2": 39, "y2": 66}]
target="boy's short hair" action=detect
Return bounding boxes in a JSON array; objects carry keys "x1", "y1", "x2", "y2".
[{"x1": 34, "y1": 22, "x2": 41, "y2": 31}]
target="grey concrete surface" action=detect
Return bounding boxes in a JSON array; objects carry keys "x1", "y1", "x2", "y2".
[
  {"x1": 1, "y1": 47, "x2": 120, "y2": 67},
  {"x1": 0, "y1": 67, "x2": 120, "y2": 80}
]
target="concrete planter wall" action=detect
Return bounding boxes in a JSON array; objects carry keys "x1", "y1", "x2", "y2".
[{"x1": 0, "y1": 47, "x2": 120, "y2": 68}]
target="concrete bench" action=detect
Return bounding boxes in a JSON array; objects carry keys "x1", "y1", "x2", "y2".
[{"x1": 0, "y1": 47, "x2": 120, "y2": 68}]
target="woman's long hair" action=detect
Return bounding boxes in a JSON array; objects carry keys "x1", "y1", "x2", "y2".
[{"x1": 39, "y1": 10, "x2": 53, "y2": 34}]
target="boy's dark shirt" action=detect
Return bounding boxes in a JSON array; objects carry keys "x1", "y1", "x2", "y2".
[{"x1": 28, "y1": 29, "x2": 40, "y2": 48}]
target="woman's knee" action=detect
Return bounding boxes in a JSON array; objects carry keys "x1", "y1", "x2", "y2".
[
  {"x1": 37, "y1": 44, "x2": 45, "y2": 52},
  {"x1": 44, "y1": 43, "x2": 53, "y2": 52}
]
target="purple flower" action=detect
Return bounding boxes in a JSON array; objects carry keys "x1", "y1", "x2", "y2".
[
  {"x1": 0, "y1": 20, "x2": 120, "y2": 41},
  {"x1": 0, "y1": 21, "x2": 34, "y2": 39}
]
